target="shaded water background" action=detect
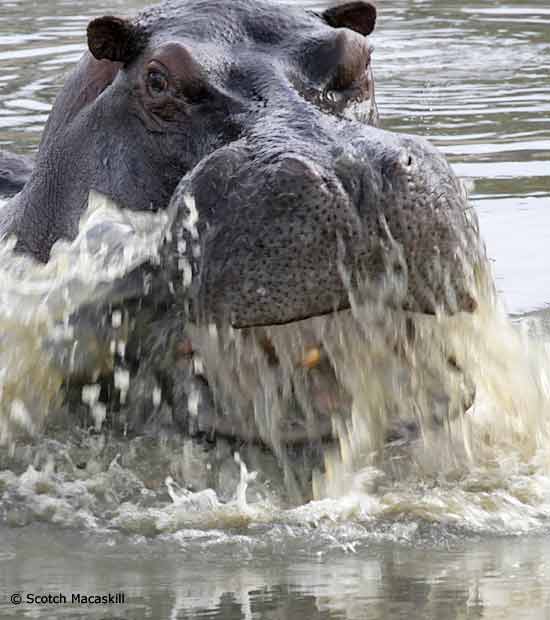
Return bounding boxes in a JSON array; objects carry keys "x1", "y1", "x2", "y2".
[{"x1": 1, "y1": 1, "x2": 550, "y2": 619}]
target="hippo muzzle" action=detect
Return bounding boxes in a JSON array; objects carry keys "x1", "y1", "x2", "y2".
[
  {"x1": 139, "y1": 119, "x2": 486, "y2": 449},
  {"x1": 164, "y1": 123, "x2": 484, "y2": 329}
]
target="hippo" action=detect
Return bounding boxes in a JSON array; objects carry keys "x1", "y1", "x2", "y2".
[{"x1": 0, "y1": 0, "x2": 488, "y2": 454}]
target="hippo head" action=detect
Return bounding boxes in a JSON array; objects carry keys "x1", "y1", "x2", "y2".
[
  {"x1": 3, "y1": 0, "x2": 485, "y2": 321},
  {"x1": 5, "y1": 0, "x2": 378, "y2": 262},
  {"x1": 1, "y1": 0, "x2": 490, "y2": 449}
]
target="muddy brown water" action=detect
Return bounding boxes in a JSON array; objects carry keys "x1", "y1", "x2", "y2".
[{"x1": 1, "y1": 1, "x2": 550, "y2": 619}]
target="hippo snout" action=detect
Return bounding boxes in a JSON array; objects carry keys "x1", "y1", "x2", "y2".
[
  {"x1": 163, "y1": 125, "x2": 487, "y2": 329},
  {"x1": 332, "y1": 132, "x2": 483, "y2": 315}
]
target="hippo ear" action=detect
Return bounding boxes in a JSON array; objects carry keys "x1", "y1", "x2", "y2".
[
  {"x1": 87, "y1": 16, "x2": 147, "y2": 64},
  {"x1": 322, "y1": 2, "x2": 377, "y2": 37}
]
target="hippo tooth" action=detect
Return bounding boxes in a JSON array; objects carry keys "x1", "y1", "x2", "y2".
[{"x1": 300, "y1": 347, "x2": 322, "y2": 369}]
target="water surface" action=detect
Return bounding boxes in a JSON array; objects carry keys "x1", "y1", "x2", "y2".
[{"x1": 1, "y1": 1, "x2": 550, "y2": 619}]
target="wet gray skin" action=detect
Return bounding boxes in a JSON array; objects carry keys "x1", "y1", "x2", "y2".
[
  {"x1": 172, "y1": 128, "x2": 481, "y2": 326},
  {"x1": 0, "y1": 0, "x2": 485, "y2": 449},
  {"x1": 154, "y1": 116, "x2": 482, "y2": 446}
]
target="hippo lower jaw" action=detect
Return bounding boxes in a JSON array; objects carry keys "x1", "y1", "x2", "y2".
[{"x1": 182, "y1": 310, "x2": 477, "y2": 449}]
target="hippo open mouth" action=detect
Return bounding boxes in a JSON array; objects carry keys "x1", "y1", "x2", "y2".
[{"x1": 0, "y1": 0, "x2": 490, "y2": 450}]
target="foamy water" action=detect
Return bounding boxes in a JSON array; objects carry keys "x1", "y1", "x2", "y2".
[
  {"x1": 0, "y1": 191, "x2": 172, "y2": 444},
  {"x1": 1, "y1": 189, "x2": 550, "y2": 542}
]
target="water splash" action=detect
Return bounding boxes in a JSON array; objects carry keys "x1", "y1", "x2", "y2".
[
  {"x1": 1, "y1": 191, "x2": 550, "y2": 538},
  {"x1": 0, "y1": 190, "x2": 172, "y2": 444},
  {"x1": 234, "y1": 452, "x2": 258, "y2": 510}
]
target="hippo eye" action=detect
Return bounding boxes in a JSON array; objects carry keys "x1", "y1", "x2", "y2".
[{"x1": 147, "y1": 69, "x2": 169, "y2": 96}]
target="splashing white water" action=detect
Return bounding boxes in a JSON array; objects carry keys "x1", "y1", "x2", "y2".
[
  {"x1": 1, "y1": 191, "x2": 550, "y2": 539},
  {"x1": 0, "y1": 191, "x2": 173, "y2": 443},
  {"x1": 0, "y1": 190, "x2": 172, "y2": 321},
  {"x1": 234, "y1": 452, "x2": 258, "y2": 510}
]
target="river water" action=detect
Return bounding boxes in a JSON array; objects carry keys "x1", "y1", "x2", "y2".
[{"x1": 1, "y1": 1, "x2": 550, "y2": 619}]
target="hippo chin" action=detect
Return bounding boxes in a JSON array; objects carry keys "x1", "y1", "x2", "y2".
[{"x1": 0, "y1": 0, "x2": 488, "y2": 451}]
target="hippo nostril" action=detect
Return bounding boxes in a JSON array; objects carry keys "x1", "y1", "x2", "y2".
[
  {"x1": 462, "y1": 294, "x2": 478, "y2": 314},
  {"x1": 397, "y1": 149, "x2": 413, "y2": 170},
  {"x1": 273, "y1": 156, "x2": 330, "y2": 193}
]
